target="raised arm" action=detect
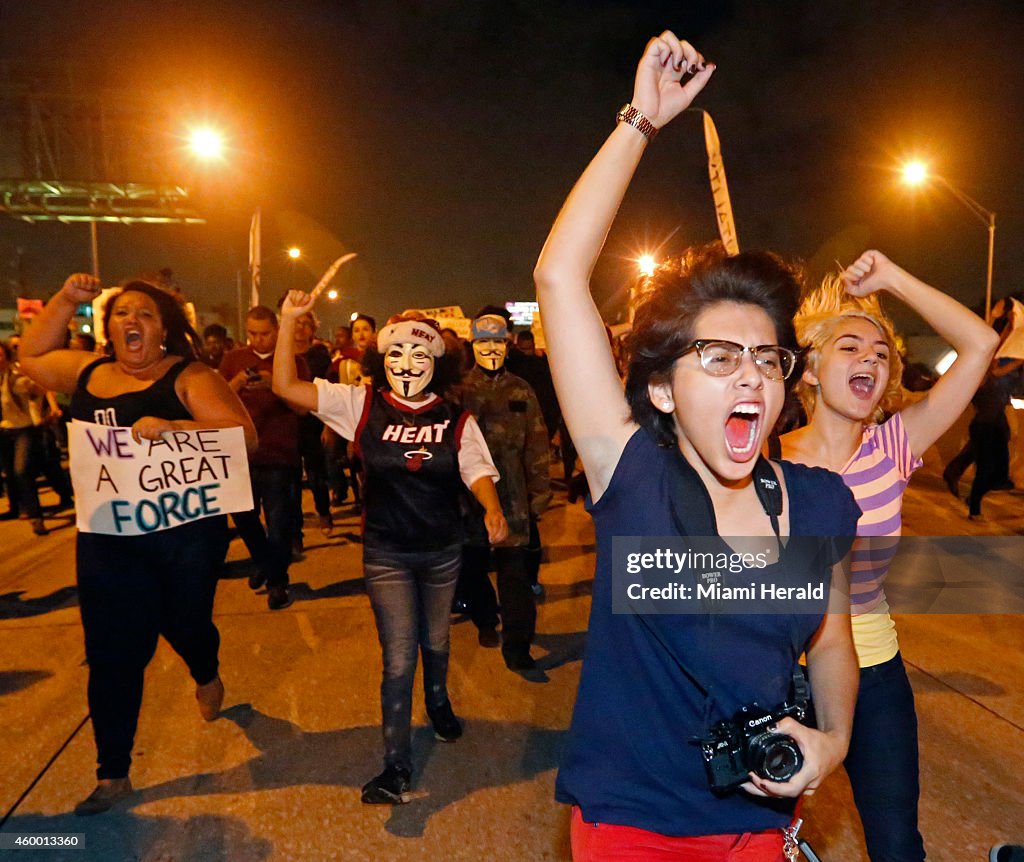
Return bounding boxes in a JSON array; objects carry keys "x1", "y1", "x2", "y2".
[
  {"x1": 272, "y1": 290, "x2": 320, "y2": 412},
  {"x1": 533, "y1": 32, "x2": 714, "y2": 500},
  {"x1": 19, "y1": 274, "x2": 104, "y2": 393},
  {"x1": 843, "y1": 250, "x2": 999, "y2": 455}
]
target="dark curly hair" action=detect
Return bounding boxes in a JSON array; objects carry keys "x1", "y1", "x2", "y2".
[
  {"x1": 624, "y1": 243, "x2": 803, "y2": 446},
  {"x1": 102, "y1": 280, "x2": 202, "y2": 361}
]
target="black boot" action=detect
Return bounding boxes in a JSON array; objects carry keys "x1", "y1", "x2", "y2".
[
  {"x1": 361, "y1": 765, "x2": 412, "y2": 804},
  {"x1": 427, "y1": 700, "x2": 463, "y2": 742}
]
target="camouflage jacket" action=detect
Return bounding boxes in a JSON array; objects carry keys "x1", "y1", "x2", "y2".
[{"x1": 460, "y1": 366, "x2": 551, "y2": 547}]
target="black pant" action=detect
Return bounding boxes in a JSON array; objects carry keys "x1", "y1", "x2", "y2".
[
  {"x1": 325, "y1": 431, "x2": 350, "y2": 502},
  {"x1": 525, "y1": 515, "x2": 542, "y2": 586},
  {"x1": 0, "y1": 426, "x2": 73, "y2": 518},
  {"x1": 942, "y1": 440, "x2": 974, "y2": 489},
  {"x1": 77, "y1": 517, "x2": 225, "y2": 779},
  {"x1": 559, "y1": 419, "x2": 577, "y2": 483},
  {"x1": 967, "y1": 418, "x2": 1010, "y2": 516},
  {"x1": 296, "y1": 415, "x2": 331, "y2": 526},
  {"x1": 845, "y1": 653, "x2": 926, "y2": 862},
  {"x1": 458, "y1": 545, "x2": 535, "y2": 651},
  {"x1": 458, "y1": 545, "x2": 500, "y2": 629},
  {"x1": 232, "y1": 465, "x2": 296, "y2": 587}
]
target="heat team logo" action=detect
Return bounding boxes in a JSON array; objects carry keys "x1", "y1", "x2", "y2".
[
  {"x1": 380, "y1": 420, "x2": 450, "y2": 472},
  {"x1": 381, "y1": 420, "x2": 451, "y2": 445}
]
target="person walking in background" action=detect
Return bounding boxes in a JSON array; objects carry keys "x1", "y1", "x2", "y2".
[
  {"x1": 965, "y1": 325, "x2": 1024, "y2": 520},
  {"x1": 273, "y1": 292, "x2": 507, "y2": 806},
  {"x1": 943, "y1": 297, "x2": 1023, "y2": 500},
  {"x1": 325, "y1": 313, "x2": 376, "y2": 508},
  {"x1": 0, "y1": 340, "x2": 74, "y2": 535},
  {"x1": 290, "y1": 307, "x2": 334, "y2": 539},
  {"x1": 220, "y1": 306, "x2": 308, "y2": 610},
  {"x1": 779, "y1": 251, "x2": 997, "y2": 860},
  {"x1": 19, "y1": 273, "x2": 256, "y2": 816},
  {"x1": 459, "y1": 313, "x2": 551, "y2": 670}
]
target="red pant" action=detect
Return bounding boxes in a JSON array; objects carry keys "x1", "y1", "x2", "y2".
[{"x1": 571, "y1": 807, "x2": 786, "y2": 862}]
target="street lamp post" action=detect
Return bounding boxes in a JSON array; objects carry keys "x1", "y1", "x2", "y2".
[{"x1": 901, "y1": 161, "x2": 997, "y2": 322}]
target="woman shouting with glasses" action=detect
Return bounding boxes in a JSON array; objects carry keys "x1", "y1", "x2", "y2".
[{"x1": 534, "y1": 30, "x2": 862, "y2": 861}]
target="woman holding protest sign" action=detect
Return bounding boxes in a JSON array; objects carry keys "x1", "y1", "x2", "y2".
[
  {"x1": 533, "y1": 31, "x2": 861, "y2": 860},
  {"x1": 273, "y1": 290, "x2": 507, "y2": 805},
  {"x1": 19, "y1": 273, "x2": 256, "y2": 816}
]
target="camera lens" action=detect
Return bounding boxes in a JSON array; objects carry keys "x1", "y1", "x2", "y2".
[{"x1": 749, "y1": 732, "x2": 803, "y2": 782}]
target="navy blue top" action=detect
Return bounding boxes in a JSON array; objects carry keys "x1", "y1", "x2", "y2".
[{"x1": 555, "y1": 427, "x2": 861, "y2": 837}]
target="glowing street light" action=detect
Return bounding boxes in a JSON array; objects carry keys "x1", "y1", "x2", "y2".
[
  {"x1": 327, "y1": 289, "x2": 338, "y2": 300},
  {"x1": 188, "y1": 127, "x2": 225, "y2": 161},
  {"x1": 901, "y1": 160, "x2": 929, "y2": 187},
  {"x1": 898, "y1": 159, "x2": 996, "y2": 322},
  {"x1": 287, "y1": 246, "x2": 302, "y2": 260},
  {"x1": 637, "y1": 254, "x2": 657, "y2": 278}
]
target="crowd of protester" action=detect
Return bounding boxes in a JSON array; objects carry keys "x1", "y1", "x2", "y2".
[{"x1": 5, "y1": 29, "x2": 1024, "y2": 861}]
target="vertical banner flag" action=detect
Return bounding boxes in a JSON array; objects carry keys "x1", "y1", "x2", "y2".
[
  {"x1": 701, "y1": 111, "x2": 740, "y2": 255},
  {"x1": 248, "y1": 208, "x2": 262, "y2": 309},
  {"x1": 69, "y1": 421, "x2": 253, "y2": 536}
]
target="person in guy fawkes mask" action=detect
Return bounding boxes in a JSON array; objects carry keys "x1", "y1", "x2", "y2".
[
  {"x1": 272, "y1": 297, "x2": 508, "y2": 806},
  {"x1": 459, "y1": 314, "x2": 551, "y2": 671}
]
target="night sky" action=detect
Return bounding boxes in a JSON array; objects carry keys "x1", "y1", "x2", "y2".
[{"x1": 1, "y1": 0, "x2": 1022, "y2": 337}]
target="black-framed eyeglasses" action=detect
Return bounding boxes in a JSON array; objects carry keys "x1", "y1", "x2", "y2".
[{"x1": 678, "y1": 340, "x2": 797, "y2": 381}]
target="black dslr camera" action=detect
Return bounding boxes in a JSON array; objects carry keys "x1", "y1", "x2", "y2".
[{"x1": 695, "y1": 673, "x2": 810, "y2": 793}]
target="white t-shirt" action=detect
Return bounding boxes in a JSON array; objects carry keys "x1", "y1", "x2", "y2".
[{"x1": 313, "y1": 379, "x2": 499, "y2": 489}]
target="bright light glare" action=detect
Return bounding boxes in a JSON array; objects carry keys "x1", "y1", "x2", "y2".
[
  {"x1": 638, "y1": 254, "x2": 657, "y2": 277},
  {"x1": 934, "y1": 349, "x2": 958, "y2": 375},
  {"x1": 287, "y1": 247, "x2": 302, "y2": 259},
  {"x1": 327, "y1": 289, "x2": 338, "y2": 300},
  {"x1": 81, "y1": 324, "x2": 91, "y2": 334},
  {"x1": 901, "y1": 160, "x2": 929, "y2": 186},
  {"x1": 1011, "y1": 397, "x2": 1024, "y2": 411},
  {"x1": 350, "y1": 312, "x2": 359, "y2": 322},
  {"x1": 188, "y1": 127, "x2": 225, "y2": 160}
]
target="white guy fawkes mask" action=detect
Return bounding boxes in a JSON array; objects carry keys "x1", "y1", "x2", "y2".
[
  {"x1": 473, "y1": 338, "x2": 507, "y2": 371},
  {"x1": 385, "y1": 342, "x2": 435, "y2": 398}
]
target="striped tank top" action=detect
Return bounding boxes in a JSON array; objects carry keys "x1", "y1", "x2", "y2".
[{"x1": 841, "y1": 412, "x2": 922, "y2": 667}]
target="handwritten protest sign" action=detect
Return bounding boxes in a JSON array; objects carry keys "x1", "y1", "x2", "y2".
[{"x1": 69, "y1": 420, "x2": 253, "y2": 536}]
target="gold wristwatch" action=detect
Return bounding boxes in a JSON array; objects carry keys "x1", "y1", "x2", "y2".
[{"x1": 616, "y1": 104, "x2": 658, "y2": 140}]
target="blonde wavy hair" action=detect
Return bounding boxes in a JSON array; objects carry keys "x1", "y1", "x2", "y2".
[{"x1": 794, "y1": 273, "x2": 904, "y2": 423}]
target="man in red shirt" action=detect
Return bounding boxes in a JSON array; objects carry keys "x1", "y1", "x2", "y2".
[{"x1": 220, "y1": 306, "x2": 308, "y2": 609}]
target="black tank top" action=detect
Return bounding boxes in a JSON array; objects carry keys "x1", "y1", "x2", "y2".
[
  {"x1": 357, "y1": 389, "x2": 467, "y2": 551},
  {"x1": 70, "y1": 357, "x2": 194, "y2": 427}
]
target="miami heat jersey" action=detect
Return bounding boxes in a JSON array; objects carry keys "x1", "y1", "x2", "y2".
[{"x1": 356, "y1": 389, "x2": 468, "y2": 551}]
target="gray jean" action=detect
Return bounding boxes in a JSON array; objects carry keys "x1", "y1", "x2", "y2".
[{"x1": 363, "y1": 543, "x2": 461, "y2": 770}]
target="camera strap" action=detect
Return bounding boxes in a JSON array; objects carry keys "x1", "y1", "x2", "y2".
[
  {"x1": 638, "y1": 445, "x2": 796, "y2": 713},
  {"x1": 666, "y1": 446, "x2": 783, "y2": 539},
  {"x1": 629, "y1": 447, "x2": 788, "y2": 703}
]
